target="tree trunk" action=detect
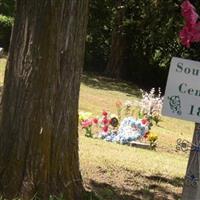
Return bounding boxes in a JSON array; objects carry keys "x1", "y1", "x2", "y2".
[
  {"x1": 0, "y1": 1, "x2": 89, "y2": 199},
  {"x1": 105, "y1": 0, "x2": 127, "y2": 79}
]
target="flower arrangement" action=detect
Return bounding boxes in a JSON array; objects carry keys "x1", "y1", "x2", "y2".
[
  {"x1": 79, "y1": 110, "x2": 119, "y2": 138},
  {"x1": 139, "y1": 88, "x2": 163, "y2": 125},
  {"x1": 79, "y1": 103, "x2": 159, "y2": 149}
]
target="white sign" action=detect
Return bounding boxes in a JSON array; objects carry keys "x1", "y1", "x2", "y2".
[{"x1": 162, "y1": 57, "x2": 200, "y2": 123}]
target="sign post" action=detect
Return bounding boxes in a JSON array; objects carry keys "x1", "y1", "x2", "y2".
[
  {"x1": 181, "y1": 123, "x2": 200, "y2": 200},
  {"x1": 162, "y1": 57, "x2": 200, "y2": 200}
]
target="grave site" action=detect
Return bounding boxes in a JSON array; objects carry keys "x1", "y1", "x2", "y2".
[{"x1": 1, "y1": 0, "x2": 200, "y2": 200}]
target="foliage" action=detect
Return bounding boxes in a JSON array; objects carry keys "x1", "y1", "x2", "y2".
[
  {"x1": 85, "y1": 0, "x2": 200, "y2": 88},
  {"x1": 85, "y1": 0, "x2": 114, "y2": 72},
  {"x1": 0, "y1": 0, "x2": 14, "y2": 50},
  {"x1": 0, "y1": 0, "x2": 15, "y2": 16},
  {"x1": 0, "y1": 14, "x2": 13, "y2": 51},
  {"x1": 0, "y1": 14, "x2": 13, "y2": 26},
  {"x1": 3, "y1": 0, "x2": 200, "y2": 88}
]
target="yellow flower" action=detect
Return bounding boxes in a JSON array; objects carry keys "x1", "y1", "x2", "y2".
[{"x1": 148, "y1": 132, "x2": 158, "y2": 142}]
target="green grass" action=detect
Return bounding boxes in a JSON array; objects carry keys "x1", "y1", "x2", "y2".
[
  {"x1": 0, "y1": 59, "x2": 193, "y2": 199},
  {"x1": 79, "y1": 74, "x2": 193, "y2": 199}
]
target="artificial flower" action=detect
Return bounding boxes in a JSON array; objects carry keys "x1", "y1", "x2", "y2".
[
  {"x1": 181, "y1": 0, "x2": 198, "y2": 26},
  {"x1": 179, "y1": 0, "x2": 200, "y2": 47},
  {"x1": 93, "y1": 118, "x2": 98, "y2": 124},
  {"x1": 102, "y1": 111, "x2": 108, "y2": 116},
  {"x1": 102, "y1": 126, "x2": 108, "y2": 132},
  {"x1": 81, "y1": 119, "x2": 92, "y2": 128}
]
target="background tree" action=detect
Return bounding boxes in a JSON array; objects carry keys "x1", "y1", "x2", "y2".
[
  {"x1": 85, "y1": 0, "x2": 114, "y2": 72},
  {"x1": 3, "y1": 0, "x2": 200, "y2": 90},
  {"x1": 0, "y1": 0, "x2": 89, "y2": 199},
  {"x1": 104, "y1": 0, "x2": 128, "y2": 79},
  {"x1": 86, "y1": 0, "x2": 200, "y2": 89}
]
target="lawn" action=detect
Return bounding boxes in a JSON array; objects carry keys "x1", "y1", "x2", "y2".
[
  {"x1": 79, "y1": 74, "x2": 193, "y2": 200},
  {"x1": 0, "y1": 59, "x2": 194, "y2": 200}
]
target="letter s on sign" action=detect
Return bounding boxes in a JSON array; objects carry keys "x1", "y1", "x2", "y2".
[{"x1": 176, "y1": 62, "x2": 183, "y2": 73}]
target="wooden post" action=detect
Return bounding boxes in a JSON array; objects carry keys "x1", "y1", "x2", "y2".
[{"x1": 182, "y1": 123, "x2": 200, "y2": 200}]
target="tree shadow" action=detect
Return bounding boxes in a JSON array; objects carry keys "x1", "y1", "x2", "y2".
[
  {"x1": 146, "y1": 175, "x2": 184, "y2": 187},
  {"x1": 85, "y1": 173, "x2": 183, "y2": 200},
  {"x1": 81, "y1": 73, "x2": 141, "y2": 97}
]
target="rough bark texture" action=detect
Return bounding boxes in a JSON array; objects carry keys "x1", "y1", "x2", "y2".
[
  {"x1": 105, "y1": 0, "x2": 127, "y2": 79},
  {"x1": 0, "y1": 0, "x2": 89, "y2": 199}
]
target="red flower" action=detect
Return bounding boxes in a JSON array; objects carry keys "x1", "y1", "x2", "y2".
[
  {"x1": 144, "y1": 132, "x2": 149, "y2": 139},
  {"x1": 93, "y1": 118, "x2": 98, "y2": 124},
  {"x1": 141, "y1": 119, "x2": 148, "y2": 125},
  {"x1": 102, "y1": 126, "x2": 108, "y2": 132},
  {"x1": 102, "y1": 111, "x2": 108, "y2": 116},
  {"x1": 102, "y1": 117, "x2": 109, "y2": 124}
]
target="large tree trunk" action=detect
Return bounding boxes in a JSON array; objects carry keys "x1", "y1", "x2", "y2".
[
  {"x1": 105, "y1": 0, "x2": 128, "y2": 79},
  {"x1": 0, "y1": 1, "x2": 89, "y2": 199}
]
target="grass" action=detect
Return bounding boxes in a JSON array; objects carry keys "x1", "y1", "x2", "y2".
[
  {"x1": 79, "y1": 74, "x2": 193, "y2": 199},
  {"x1": 0, "y1": 59, "x2": 194, "y2": 199}
]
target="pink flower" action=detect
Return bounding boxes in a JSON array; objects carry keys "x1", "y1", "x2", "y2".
[
  {"x1": 179, "y1": 26, "x2": 193, "y2": 48},
  {"x1": 141, "y1": 119, "x2": 148, "y2": 125},
  {"x1": 191, "y1": 22, "x2": 200, "y2": 41},
  {"x1": 179, "y1": 24, "x2": 200, "y2": 48},
  {"x1": 179, "y1": 1, "x2": 200, "y2": 48},
  {"x1": 181, "y1": 0, "x2": 198, "y2": 26},
  {"x1": 81, "y1": 120, "x2": 92, "y2": 128}
]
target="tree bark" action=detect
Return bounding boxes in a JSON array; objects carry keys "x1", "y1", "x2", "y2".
[
  {"x1": 0, "y1": 0, "x2": 89, "y2": 199},
  {"x1": 105, "y1": 0, "x2": 128, "y2": 79}
]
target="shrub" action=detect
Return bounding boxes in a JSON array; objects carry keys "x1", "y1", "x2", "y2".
[{"x1": 0, "y1": 14, "x2": 13, "y2": 51}]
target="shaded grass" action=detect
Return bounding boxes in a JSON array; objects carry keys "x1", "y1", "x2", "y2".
[{"x1": 80, "y1": 135, "x2": 186, "y2": 199}]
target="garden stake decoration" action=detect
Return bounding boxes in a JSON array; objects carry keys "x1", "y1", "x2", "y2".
[{"x1": 179, "y1": 1, "x2": 200, "y2": 199}]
